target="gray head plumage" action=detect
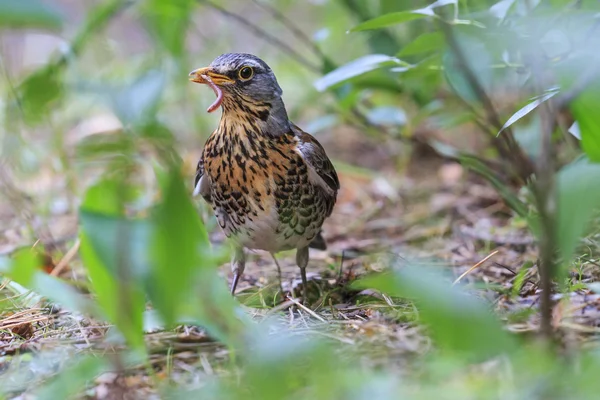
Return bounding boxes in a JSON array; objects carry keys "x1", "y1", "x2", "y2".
[{"x1": 209, "y1": 53, "x2": 283, "y2": 101}]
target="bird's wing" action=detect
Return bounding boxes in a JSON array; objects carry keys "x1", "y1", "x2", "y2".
[
  {"x1": 292, "y1": 124, "x2": 339, "y2": 213},
  {"x1": 193, "y1": 156, "x2": 212, "y2": 203}
]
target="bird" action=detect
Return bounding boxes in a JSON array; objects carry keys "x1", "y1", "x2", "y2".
[{"x1": 189, "y1": 53, "x2": 339, "y2": 301}]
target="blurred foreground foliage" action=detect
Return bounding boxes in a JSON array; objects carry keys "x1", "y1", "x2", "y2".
[{"x1": 2, "y1": 0, "x2": 600, "y2": 398}]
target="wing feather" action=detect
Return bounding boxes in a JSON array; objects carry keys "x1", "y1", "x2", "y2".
[
  {"x1": 193, "y1": 156, "x2": 212, "y2": 204},
  {"x1": 292, "y1": 124, "x2": 339, "y2": 216}
]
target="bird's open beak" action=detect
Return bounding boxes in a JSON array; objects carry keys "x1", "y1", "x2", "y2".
[{"x1": 188, "y1": 67, "x2": 235, "y2": 85}]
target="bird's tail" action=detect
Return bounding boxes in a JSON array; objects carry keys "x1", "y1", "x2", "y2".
[{"x1": 309, "y1": 230, "x2": 327, "y2": 250}]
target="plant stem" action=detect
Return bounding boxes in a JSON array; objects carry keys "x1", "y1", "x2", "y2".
[{"x1": 438, "y1": 20, "x2": 535, "y2": 184}]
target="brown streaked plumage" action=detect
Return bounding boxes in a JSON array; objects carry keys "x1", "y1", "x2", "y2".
[{"x1": 189, "y1": 53, "x2": 339, "y2": 300}]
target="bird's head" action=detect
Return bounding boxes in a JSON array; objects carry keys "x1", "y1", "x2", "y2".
[{"x1": 189, "y1": 53, "x2": 283, "y2": 113}]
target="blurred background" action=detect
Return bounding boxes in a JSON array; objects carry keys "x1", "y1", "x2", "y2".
[{"x1": 2, "y1": 0, "x2": 600, "y2": 398}]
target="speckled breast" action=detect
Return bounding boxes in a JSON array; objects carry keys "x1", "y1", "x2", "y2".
[{"x1": 203, "y1": 131, "x2": 327, "y2": 252}]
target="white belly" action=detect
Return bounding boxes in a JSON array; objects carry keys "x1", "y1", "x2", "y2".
[{"x1": 215, "y1": 204, "x2": 317, "y2": 253}]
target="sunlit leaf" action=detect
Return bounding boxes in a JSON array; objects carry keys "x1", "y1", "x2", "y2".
[
  {"x1": 498, "y1": 88, "x2": 559, "y2": 135},
  {"x1": 556, "y1": 159, "x2": 600, "y2": 263},
  {"x1": 0, "y1": 0, "x2": 63, "y2": 29},
  {"x1": 570, "y1": 83, "x2": 600, "y2": 161},
  {"x1": 354, "y1": 265, "x2": 517, "y2": 359},
  {"x1": 399, "y1": 31, "x2": 445, "y2": 56},
  {"x1": 314, "y1": 55, "x2": 403, "y2": 91}
]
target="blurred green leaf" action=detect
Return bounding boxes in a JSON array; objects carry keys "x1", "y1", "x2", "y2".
[
  {"x1": 399, "y1": 31, "x2": 445, "y2": 56},
  {"x1": 15, "y1": 65, "x2": 64, "y2": 125},
  {"x1": 149, "y1": 167, "x2": 209, "y2": 325},
  {"x1": 34, "y1": 356, "x2": 109, "y2": 400},
  {"x1": 443, "y1": 33, "x2": 492, "y2": 104},
  {"x1": 571, "y1": 83, "x2": 600, "y2": 161},
  {"x1": 314, "y1": 55, "x2": 403, "y2": 91},
  {"x1": 499, "y1": 88, "x2": 559, "y2": 135},
  {"x1": 79, "y1": 227, "x2": 146, "y2": 349},
  {"x1": 350, "y1": 10, "x2": 433, "y2": 32},
  {"x1": 9, "y1": 248, "x2": 40, "y2": 286},
  {"x1": 79, "y1": 177, "x2": 149, "y2": 349},
  {"x1": 556, "y1": 159, "x2": 600, "y2": 263},
  {"x1": 75, "y1": 132, "x2": 135, "y2": 163},
  {"x1": 354, "y1": 265, "x2": 517, "y2": 359},
  {"x1": 9, "y1": 0, "x2": 128, "y2": 126},
  {"x1": 513, "y1": 113, "x2": 541, "y2": 159},
  {"x1": 366, "y1": 106, "x2": 407, "y2": 126},
  {"x1": 2, "y1": 250, "x2": 100, "y2": 316},
  {"x1": 0, "y1": 0, "x2": 63, "y2": 29},
  {"x1": 112, "y1": 69, "x2": 166, "y2": 125},
  {"x1": 140, "y1": 0, "x2": 194, "y2": 58},
  {"x1": 489, "y1": 0, "x2": 516, "y2": 22}
]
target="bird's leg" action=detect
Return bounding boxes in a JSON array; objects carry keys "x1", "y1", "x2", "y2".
[
  {"x1": 270, "y1": 253, "x2": 285, "y2": 299},
  {"x1": 230, "y1": 246, "x2": 245, "y2": 295},
  {"x1": 296, "y1": 246, "x2": 310, "y2": 303}
]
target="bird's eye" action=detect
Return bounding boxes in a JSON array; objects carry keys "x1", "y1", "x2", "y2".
[{"x1": 238, "y1": 66, "x2": 254, "y2": 80}]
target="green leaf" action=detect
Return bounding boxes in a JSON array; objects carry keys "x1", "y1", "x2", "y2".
[
  {"x1": 499, "y1": 88, "x2": 559, "y2": 135},
  {"x1": 9, "y1": 248, "x2": 40, "y2": 286},
  {"x1": 34, "y1": 356, "x2": 109, "y2": 400},
  {"x1": 366, "y1": 106, "x2": 407, "y2": 126},
  {"x1": 570, "y1": 84, "x2": 600, "y2": 161},
  {"x1": 354, "y1": 265, "x2": 517, "y2": 359},
  {"x1": 140, "y1": 0, "x2": 194, "y2": 58},
  {"x1": 3, "y1": 250, "x2": 100, "y2": 316},
  {"x1": 490, "y1": 0, "x2": 517, "y2": 22},
  {"x1": 350, "y1": 10, "x2": 433, "y2": 32},
  {"x1": 112, "y1": 69, "x2": 166, "y2": 125},
  {"x1": 556, "y1": 159, "x2": 600, "y2": 263},
  {"x1": 149, "y1": 167, "x2": 209, "y2": 325},
  {"x1": 0, "y1": 0, "x2": 63, "y2": 29},
  {"x1": 79, "y1": 176, "x2": 149, "y2": 349},
  {"x1": 14, "y1": 65, "x2": 64, "y2": 125},
  {"x1": 399, "y1": 31, "x2": 445, "y2": 56},
  {"x1": 314, "y1": 55, "x2": 403, "y2": 91},
  {"x1": 443, "y1": 33, "x2": 492, "y2": 104},
  {"x1": 79, "y1": 228, "x2": 146, "y2": 349}
]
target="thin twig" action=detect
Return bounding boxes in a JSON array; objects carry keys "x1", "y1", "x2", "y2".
[
  {"x1": 452, "y1": 250, "x2": 499, "y2": 286},
  {"x1": 286, "y1": 296, "x2": 327, "y2": 323},
  {"x1": 199, "y1": 0, "x2": 322, "y2": 73},
  {"x1": 250, "y1": 0, "x2": 328, "y2": 62},
  {"x1": 50, "y1": 238, "x2": 80, "y2": 277}
]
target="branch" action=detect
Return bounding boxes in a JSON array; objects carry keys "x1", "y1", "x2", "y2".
[
  {"x1": 199, "y1": 0, "x2": 322, "y2": 73},
  {"x1": 250, "y1": 0, "x2": 329, "y2": 65}
]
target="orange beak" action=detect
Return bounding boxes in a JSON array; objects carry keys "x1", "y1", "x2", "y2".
[{"x1": 188, "y1": 67, "x2": 235, "y2": 85}]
